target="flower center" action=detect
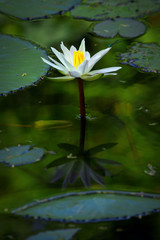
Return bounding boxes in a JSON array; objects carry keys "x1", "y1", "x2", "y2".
[{"x1": 73, "y1": 51, "x2": 85, "y2": 69}]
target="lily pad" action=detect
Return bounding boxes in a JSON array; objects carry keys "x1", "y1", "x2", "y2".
[
  {"x1": 26, "y1": 229, "x2": 80, "y2": 240},
  {"x1": 0, "y1": 0, "x2": 81, "y2": 20},
  {"x1": 71, "y1": 0, "x2": 160, "y2": 20},
  {"x1": 93, "y1": 19, "x2": 146, "y2": 38},
  {"x1": 120, "y1": 43, "x2": 160, "y2": 73},
  {"x1": 0, "y1": 145, "x2": 44, "y2": 167},
  {"x1": 12, "y1": 190, "x2": 160, "y2": 222},
  {"x1": 0, "y1": 34, "x2": 49, "y2": 95}
]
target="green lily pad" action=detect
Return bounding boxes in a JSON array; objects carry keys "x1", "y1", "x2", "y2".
[
  {"x1": 0, "y1": 34, "x2": 49, "y2": 96},
  {"x1": 12, "y1": 190, "x2": 160, "y2": 222},
  {"x1": 94, "y1": 19, "x2": 146, "y2": 38},
  {"x1": 0, "y1": 0, "x2": 81, "y2": 20},
  {"x1": 26, "y1": 229, "x2": 80, "y2": 240},
  {"x1": 71, "y1": 0, "x2": 160, "y2": 20},
  {"x1": 120, "y1": 43, "x2": 160, "y2": 73},
  {"x1": 0, "y1": 145, "x2": 44, "y2": 167}
]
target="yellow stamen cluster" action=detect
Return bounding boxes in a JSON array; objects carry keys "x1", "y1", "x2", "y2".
[{"x1": 73, "y1": 51, "x2": 85, "y2": 69}]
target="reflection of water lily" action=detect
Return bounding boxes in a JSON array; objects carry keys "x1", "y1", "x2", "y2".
[
  {"x1": 47, "y1": 143, "x2": 121, "y2": 188},
  {"x1": 41, "y1": 39, "x2": 121, "y2": 81}
]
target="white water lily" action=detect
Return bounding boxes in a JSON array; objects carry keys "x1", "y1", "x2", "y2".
[{"x1": 41, "y1": 39, "x2": 121, "y2": 81}]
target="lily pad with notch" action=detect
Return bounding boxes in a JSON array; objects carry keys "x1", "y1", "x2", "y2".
[
  {"x1": 0, "y1": 34, "x2": 49, "y2": 96},
  {"x1": 71, "y1": 0, "x2": 160, "y2": 21},
  {"x1": 120, "y1": 42, "x2": 160, "y2": 73},
  {"x1": 26, "y1": 229, "x2": 80, "y2": 240},
  {"x1": 0, "y1": 145, "x2": 44, "y2": 167},
  {"x1": 0, "y1": 0, "x2": 81, "y2": 20},
  {"x1": 12, "y1": 190, "x2": 160, "y2": 223},
  {"x1": 93, "y1": 18, "x2": 146, "y2": 38}
]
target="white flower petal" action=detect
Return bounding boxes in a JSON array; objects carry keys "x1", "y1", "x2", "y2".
[
  {"x1": 70, "y1": 71, "x2": 81, "y2": 78},
  {"x1": 104, "y1": 73, "x2": 117, "y2": 75},
  {"x1": 51, "y1": 47, "x2": 77, "y2": 72},
  {"x1": 83, "y1": 60, "x2": 91, "y2": 74},
  {"x1": 88, "y1": 67, "x2": 122, "y2": 75},
  {"x1": 79, "y1": 38, "x2": 85, "y2": 53},
  {"x1": 87, "y1": 47, "x2": 111, "y2": 73},
  {"x1": 83, "y1": 61, "x2": 90, "y2": 74},
  {"x1": 60, "y1": 42, "x2": 72, "y2": 64},
  {"x1": 70, "y1": 45, "x2": 77, "y2": 56},
  {"x1": 51, "y1": 47, "x2": 66, "y2": 66},
  {"x1": 85, "y1": 51, "x2": 90, "y2": 60},
  {"x1": 78, "y1": 60, "x2": 88, "y2": 74},
  {"x1": 48, "y1": 56, "x2": 68, "y2": 74},
  {"x1": 41, "y1": 57, "x2": 65, "y2": 72}
]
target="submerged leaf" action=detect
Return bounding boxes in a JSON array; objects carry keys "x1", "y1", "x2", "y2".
[
  {"x1": 34, "y1": 120, "x2": 72, "y2": 129},
  {"x1": 13, "y1": 191, "x2": 160, "y2": 222}
]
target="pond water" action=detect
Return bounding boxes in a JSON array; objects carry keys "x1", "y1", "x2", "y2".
[{"x1": 0, "y1": 1, "x2": 160, "y2": 240}]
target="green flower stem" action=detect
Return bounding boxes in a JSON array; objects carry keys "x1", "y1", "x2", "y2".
[{"x1": 77, "y1": 77, "x2": 86, "y2": 119}]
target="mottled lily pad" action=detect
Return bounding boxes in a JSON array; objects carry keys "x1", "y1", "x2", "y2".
[
  {"x1": 0, "y1": 0, "x2": 81, "y2": 20},
  {"x1": 94, "y1": 19, "x2": 146, "y2": 38},
  {"x1": 71, "y1": 0, "x2": 160, "y2": 20},
  {"x1": 0, "y1": 34, "x2": 49, "y2": 95},
  {"x1": 120, "y1": 43, "x2": 160, "y2": 73},
  {"x1": 0, "y1": 145, "x2": 44, "y2": 167},
  {"x1": 26, "y1": 229, "x2": 80, "y2": 240},
  {"x1": 12, "y1": 190, "x2": 160, "y2": 222}
]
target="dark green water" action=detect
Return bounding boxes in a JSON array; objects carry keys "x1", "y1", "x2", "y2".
[{"x1": 0, "y1": 6, "x2": 160, "y2": 240}]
